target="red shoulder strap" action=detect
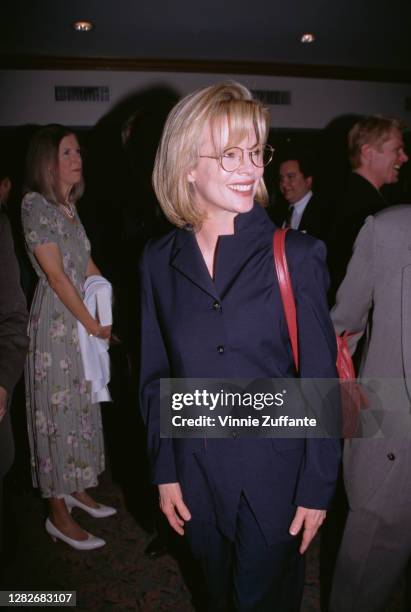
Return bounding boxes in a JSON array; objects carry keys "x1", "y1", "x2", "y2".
[{"x1": 273, "y1": 228, "x2": 299, "y2": 371}]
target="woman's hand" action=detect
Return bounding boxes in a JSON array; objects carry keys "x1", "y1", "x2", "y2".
[
  {"x1": 88, "y1": 322, "x2": 112, "y2": 339},
  {"x1": 98, "y1": 325, "x2": 112, "y2": 339},
  {"x1": 33, "y1": 243, "x2": 110, "y2": 336},
  {"x1": 158, "y1": 482, "x2": 191, "y2": 535},
  {"x1": 289, "y1": 506, "x2": 327, "y2": 554}
]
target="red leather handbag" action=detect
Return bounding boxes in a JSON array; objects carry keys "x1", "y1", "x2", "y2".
[{"x1": 273, "y1": 228, "x2": 366, "y2": 437}]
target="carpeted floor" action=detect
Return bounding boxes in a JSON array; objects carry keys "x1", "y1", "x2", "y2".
[
  {"x1": 1, "y1": 348, "x2": 405, "y2": 611},
  {"x1": 2, "y1": 470, "x2": 326, "y2": 611},
  {"x1": 3, "y1": 445, "x2": 405, "y2": 611}
]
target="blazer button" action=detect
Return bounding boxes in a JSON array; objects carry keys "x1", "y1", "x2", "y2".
[
  {"x1": 232, "y1": 431, "x2": 238, "y2": 438},
  {"x1": 213, "y1": 300, "x2": 221, "y2": 311},
  {"x1": 217, "y1": 345, "x2": 225, "y2": 354},
  {"x1": 387, "y1": 453, "x2": 396, "y2": 461}
]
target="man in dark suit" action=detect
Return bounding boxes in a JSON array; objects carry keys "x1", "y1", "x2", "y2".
[
  {"x1": 273, "y1": 155, "x2": 331, "y2": 243},
  {"x1": 0, "y1": 170, "x2": 29, "y2": 565},
  {"x1": 328, "y1": 115, "x2": 408, "y2": 299}
]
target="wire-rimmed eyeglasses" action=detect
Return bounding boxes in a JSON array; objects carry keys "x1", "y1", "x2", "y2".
[{"x1": 199, "y1": 144, "x2": 274, "y2": 173}]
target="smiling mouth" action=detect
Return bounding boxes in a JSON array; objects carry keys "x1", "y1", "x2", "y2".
[{"x1": 228, "y1": 183, "x2": 254, "y2": 193}]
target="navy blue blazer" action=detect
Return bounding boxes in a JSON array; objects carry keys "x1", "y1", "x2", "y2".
[{"x1": 139, "y1": 204, "x2": 340, "y2": 544}]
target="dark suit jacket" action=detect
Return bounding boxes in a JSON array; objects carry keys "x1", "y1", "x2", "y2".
[
  {"x1": 327, "y1": 173, "x2": 388, "y2": 300},
  {"x1": 271, "y1": 193, "x2": 332, "y2": 244},
  {"x1": 0, "y1": 210, "x2": 28, "y2": 484},
  {"x1": 0, "y1": 210, "x2": 29, "y2": 394},
  {"x1": 139, "y1": 204, "x2": 340, "y2": 544}
]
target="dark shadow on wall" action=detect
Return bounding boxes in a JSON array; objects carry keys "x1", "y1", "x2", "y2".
[{"x1": 78, "y1": 84, "x2": 180, "y2": 532}]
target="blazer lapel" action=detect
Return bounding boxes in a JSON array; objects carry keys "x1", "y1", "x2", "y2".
[
  {"x1": 213, "y1": 206, "x2": 274, "y2": 298},
  {"x1": 401, "y1": 264, "x2": 411, "y2": 399},
  {"x1": 214, "y1": 230, "x2": 264, "y2": 298},
  {"x1": 170, "y1": 229, "x2": 220, "y2": 300}
]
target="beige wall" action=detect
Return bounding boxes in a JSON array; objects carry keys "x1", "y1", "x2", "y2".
[{"x1": 1, "y1": 69, "x2": 410, "y2": 128}]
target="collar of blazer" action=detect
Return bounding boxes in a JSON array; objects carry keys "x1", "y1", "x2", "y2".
[{"x1": 170, "y1": 203, "x2": 273, "y2": 299}]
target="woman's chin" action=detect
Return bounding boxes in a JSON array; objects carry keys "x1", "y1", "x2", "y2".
[{"x1": 236, "y1": 197, "x2": 255, "y2": 213}]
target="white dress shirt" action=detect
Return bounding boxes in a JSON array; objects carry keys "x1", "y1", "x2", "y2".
[{"x1": 286, "y1": 190, "x2": 313, "y2": 230}]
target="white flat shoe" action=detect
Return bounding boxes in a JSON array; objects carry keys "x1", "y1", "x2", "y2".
[
  {"x1": 64, "y1": 494, "x2": 117, "y2": 518},
  {"x1": 45, "y1": 518, "x2": 105, "y2": 550}
]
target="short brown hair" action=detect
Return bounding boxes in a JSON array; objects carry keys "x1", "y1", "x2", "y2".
[
  {"x1": 24, "y1": 124, "x2": 84, "y2": 205},
  {"x1": 153, "y1": 81, "x2": 270, "y2": 229},
  {"x1": 348, "y1": 115, "x2": 405, "y2": 169}
]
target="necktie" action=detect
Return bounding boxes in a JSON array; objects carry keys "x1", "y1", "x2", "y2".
[{"x1": 284, "y1": 205, "x2": 294, "y2": 228}]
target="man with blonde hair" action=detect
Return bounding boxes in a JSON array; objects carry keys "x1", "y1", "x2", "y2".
[{"x1": 328, "y1": 115, "x2": 408, "y2": 299}]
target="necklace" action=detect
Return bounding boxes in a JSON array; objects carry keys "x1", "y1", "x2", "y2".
[{"x1": 60, "y1": 202, "x2": 76, "y2": 219}]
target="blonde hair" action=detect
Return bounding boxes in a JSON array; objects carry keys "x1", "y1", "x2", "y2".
[
  {"x1": 153, "y1": 81, "x2": 270, "y2": 229},
  {"x1": 24, "y1": 124, "x2": 84, "y2": 205},
  {"x1": 348, "y1": 115, "x2": 405, "y2": 170}
]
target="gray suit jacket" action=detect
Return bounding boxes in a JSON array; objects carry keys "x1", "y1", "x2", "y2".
[{"x1": 332, "y1": 205, "x2": 411, "y2": 510}]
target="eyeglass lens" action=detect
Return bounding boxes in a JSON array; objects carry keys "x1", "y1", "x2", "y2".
[{"x1": 221, "y1": 146, "x2": 273, "y2": 171}]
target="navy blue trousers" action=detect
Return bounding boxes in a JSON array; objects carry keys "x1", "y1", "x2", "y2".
[{"x1": 185, "y1": 493, "x2": 304, "y2": 611}]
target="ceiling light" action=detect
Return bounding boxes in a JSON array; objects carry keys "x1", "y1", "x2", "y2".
[
  {"x1": 73, "y1": 21, "x2": 94, "y2": 32},
  {"x1": 301, "y1": 33, "x2": 315, "y2": 44}
]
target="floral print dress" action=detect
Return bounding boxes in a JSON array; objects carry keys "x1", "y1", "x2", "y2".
[{"x1": 22, "y1": 192, "x2": 105, "y2": 498}]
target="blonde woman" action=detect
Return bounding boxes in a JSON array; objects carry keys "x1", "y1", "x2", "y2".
[
  {"x1": 140, "y1": 83, "x2": 340, "y2": 610},
  {"x1": 23, "y1": 125, "x2": 116, "y2": 551}
]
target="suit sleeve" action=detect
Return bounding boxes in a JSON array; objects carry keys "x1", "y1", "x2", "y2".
[
  {"x1": 288, "y1": 235, "x2": 341, "y2": 509},
  {"x1": 331, "y1": 216, "x2": 375, "y2": 355},
  {"x1": 139, "y1": 244, "x2": 177, "y2": 484},
  {"x1": 0, "y1": 214, "x2": 29, "y2": 394}
]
